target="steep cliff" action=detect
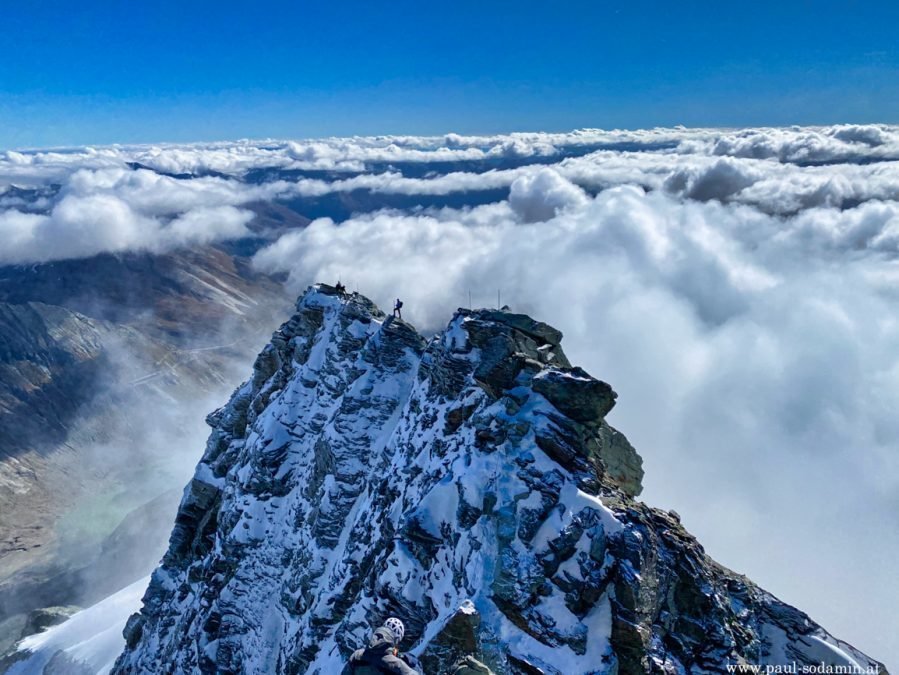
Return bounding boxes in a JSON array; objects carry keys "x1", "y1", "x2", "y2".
[{"x1": 113, "y1": 284, "x2": 886, "y2": 675}]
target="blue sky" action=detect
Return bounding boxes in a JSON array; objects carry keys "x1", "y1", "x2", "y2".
[{"x1": 1, "y1": 0, "x2": 897, "y2": 148}]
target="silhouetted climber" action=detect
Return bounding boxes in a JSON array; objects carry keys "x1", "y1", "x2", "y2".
[
  {"x1": 393, "y1": 298, "x2": 403, "y2": 319},
  {"x1": 342, "y1": 618, "x2": 422, "y2": 674},
  {"x1": 335, "y1": 281, "x2": 347, "y2": 295}
]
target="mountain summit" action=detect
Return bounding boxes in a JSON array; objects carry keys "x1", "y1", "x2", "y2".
[{"x1": 112, "y1": 284, "x2": 886, "y2": 674}]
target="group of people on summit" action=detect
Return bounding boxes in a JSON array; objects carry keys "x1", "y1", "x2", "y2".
[{"x1": 334, "y1": 281, "x2": 403, "y2": 320}]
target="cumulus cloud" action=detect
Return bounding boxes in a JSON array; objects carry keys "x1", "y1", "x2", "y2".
[
  {"x1": 63, "y1": 166, "x2": 291, "y2": 213},
  {"x1": 677, "y1": 124, "x2": 899, "y2": 164},
  {"x1": 255, "y1": 138, "x2": 899, "y2": 218},
  {"x1": 829, "y1": 123, "x2": 893, "y2": 147},
  {"x1": 508, "y1": 168, "x2": 589, "y2": 222},
  {"x1": 663, "y1": 157, "x2": 763, "y2": 202},
  {"x1": 0, "y1": 166, "x2": 297, "y2": 264},
  {"x1": 0, "y1": 194, "x2": 254, "y2": 264},
  {"x1": 4, "y1": 125, "x2": 899, "y2": 248},
  {"x1": 5, "y1": 124, "x2": 899, "y2": 182}
]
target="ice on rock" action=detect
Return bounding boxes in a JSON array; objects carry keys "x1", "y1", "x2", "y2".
[{"x1": 108, "y1": 284, "x2": 887, "y2": 675}]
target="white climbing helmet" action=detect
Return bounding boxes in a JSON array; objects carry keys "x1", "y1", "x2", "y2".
[{"x1": 383, "y1": 617, "x2": 405, "y2": 644}]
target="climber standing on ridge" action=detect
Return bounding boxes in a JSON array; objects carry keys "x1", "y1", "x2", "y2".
[
  {"x1": 342, "y1": 618, "x2": 423, "y2": 674},
  {"x1": 335, "y1": 280, "x2": 346, "y2": 295},
  {"x1": 393, "y1": 298, "x2": 403, "y2": 319}
]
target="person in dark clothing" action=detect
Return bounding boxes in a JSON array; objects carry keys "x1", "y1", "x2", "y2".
[
  {"x1": 342, "y1": 618, "x2": 422, "y2": 674},
  {"x1": 335, "y1": 281, "x2": 347, "y2": 295},
  {"x1": 393, "y1": 298, "x2": 403, "y2": 319}
]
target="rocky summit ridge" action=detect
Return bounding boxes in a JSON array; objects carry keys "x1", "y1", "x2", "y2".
[{"x1": 112, "y1": 284, "x2": 887, "y2": 675}]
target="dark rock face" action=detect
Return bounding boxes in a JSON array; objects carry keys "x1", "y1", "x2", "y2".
[
  {"x1": 0, "y1": 247, "x2": 286, "y2": 340},
  {"x1": 0, "y1": 302, "x2": 110, "y2": 460},
  {"x1": 421, "y1": 602, "x2": 484, "y2": 673},
  {"x1": 18, "y1": 605, "x2": 80, "y2": 640},
  {"x1": 532, "y1": 368, "x2": 616, "y2": 424},
  {"x1": 112, "y1": 286, "x2": 887, "y2": 675}
]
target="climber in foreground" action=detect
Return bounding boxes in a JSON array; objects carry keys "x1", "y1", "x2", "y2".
[
  {"x1": 393, "y1": 298, "x2": 403, "y2": 319},
  {"x1": 342, "y1": 618, "x2": 423, "y2": 674}
]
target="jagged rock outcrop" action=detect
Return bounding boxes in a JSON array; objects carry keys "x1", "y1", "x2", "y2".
[{"x1": 112, "y1": 285, "x2": 886, "y2": 675}]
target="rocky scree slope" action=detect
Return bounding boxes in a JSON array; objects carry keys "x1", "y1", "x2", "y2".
[{"x1": 113, "y1": 285, "x2": 887, "y2": 675}]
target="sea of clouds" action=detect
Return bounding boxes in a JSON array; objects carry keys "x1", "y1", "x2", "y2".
[{"x1": 2, "y1": 125, "x2": 898, "y2": 667}]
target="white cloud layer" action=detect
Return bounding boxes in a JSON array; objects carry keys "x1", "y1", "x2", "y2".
[
  {"x1": 0, "y1": 188, "x2": 257, "y2": 265},
  {"x1": 2, "y1": 125, "x2": 899, "y2": 667},
  {"x1": 0, "y1": 167, "x2": 298, "y2": 264},
  {"x1": 4, "y1": 124, "x2": 899, "y2": 265}
]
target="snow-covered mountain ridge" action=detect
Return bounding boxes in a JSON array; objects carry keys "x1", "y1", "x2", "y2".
[{"x1": 112, "y1": 284, "x2": 887, "y2": 674}]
